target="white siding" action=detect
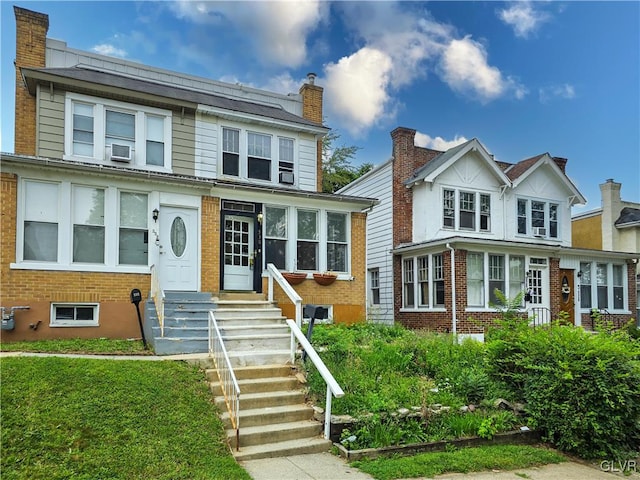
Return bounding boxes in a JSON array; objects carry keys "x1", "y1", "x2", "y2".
[
  {"x1": 341, "y1": 162, "x2": 394, "y2": 324},
  {"x1": 195, "y1": 113, "x2": 218, "y2": 179},
  {"x1": 297, "y1": 135, "x2": 318, "y2": 191}
]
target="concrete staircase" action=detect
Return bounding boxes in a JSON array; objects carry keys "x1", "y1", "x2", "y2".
[{"x1": 207, "y1": 364, "x2": 332, "y2": 461}]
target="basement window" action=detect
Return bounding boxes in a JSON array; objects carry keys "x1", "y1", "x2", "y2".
[{"x1": 51, "y1": 303, "x2": 99, "y2": 327}]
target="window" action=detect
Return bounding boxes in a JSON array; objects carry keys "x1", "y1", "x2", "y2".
[
  {"x1": 265, "y1": 206, "x2": 287, "y2": 270},
  {"x1": 72, "y1": 103, "x2": 94, "y2": 157},
  {"x1": 516, "y1": 199, "x2": 559, "y2": 238},
  {"x1": 488, "y1": 255, "x2": 505, "y2": 304},
  {"x1": 73, "y1": 186, "x2": 105, "y2": 263},
  {"x1": 223, "y1": 127, "x2": 240, "y2": 176},
  {"x1": 51, "y1": 303, "x2": 98, "y2": 327},
  {"x1": 443, "y1": 189, "x2": 455, "y2": 228},
  {"x1": 403, "y1": 259, "x2": 415, "y2": 308},
  {"x1": 613, "y1": 265, "x2": 624, "y2": 309},
  {"x1": 580, "y1": 262, "x2": 627, "y2": 311},
  {"x1": 467, "y1": 253, "x2": 484, "y2": 306},
  {"x1": 297, "y1": 210, "x2": 318, "y2": 270},
  {"x1": 119, "y1": 192, "x2": 148, "y2": 265},
  {"x1": 65, "y1": 93, "x2": 171, "y2": 170},
  {"x1": 370, "y1": 269, "x2": 380, "y2": 305},
  {"x1": 23, "y1": 181, "x2": 59, "y2": 262},
  {"x1": 459, "y1": 192, "x2": 475, "y2": 230},
  {"x1": 597, "y1": 263, "x2": 608, "y2": 309},
  {"x1": 247, "y1": 132, "x2": 271, "y2": 180},
  {"x1": 433, "y1": 254, "x2": 445, "y2": 307},
  {"x1": 418, "y1": 256, "x2": 429, "y2": 307},
  {"x1": 279, "y1": 137, "x2": 294, "y2": 182},
  {"x1": 442, "y1": 189, "x2": 491, "y2": 232},
  {"x1": 580, "y1": 262, "x2": 592, "y2": 308},
  {"x1": 509, "y1": 256, "x2": 525, "y2": 302},
  {"x1": 327, "y1": 212, "x2": 347, "y2": 272}
]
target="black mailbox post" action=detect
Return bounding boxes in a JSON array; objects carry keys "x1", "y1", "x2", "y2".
[{"x1": 130, "y1": 288, "x2": 147, "y2": 349}]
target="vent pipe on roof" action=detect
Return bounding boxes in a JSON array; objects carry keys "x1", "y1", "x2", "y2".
[{"x1": 307, "y1": 72, "x2": 317, "y2": 85}]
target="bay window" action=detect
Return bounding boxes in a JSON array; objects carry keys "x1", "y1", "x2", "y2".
[{"x1": 265, "y1": 206, "x2": 288, "y2": 270}]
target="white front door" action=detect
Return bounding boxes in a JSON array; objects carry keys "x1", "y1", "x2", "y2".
[
  {"x1": 159, "y1": 206, "x2": 198, "y2": 291},
  {"x1": 527, "y1": 267, "x2": 550, "y2": 324},
  {"x1": 223, "y1": 215, "x2": 254, "y2": 291}
]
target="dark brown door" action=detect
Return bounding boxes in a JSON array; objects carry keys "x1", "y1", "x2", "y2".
[{"x1": 559, "y1": 269, "x2": 575, "y2": 324}]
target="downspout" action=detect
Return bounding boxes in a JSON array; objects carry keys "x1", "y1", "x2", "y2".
[{"x1": 446, "y1": 243, "x2": 457, "y2": 336}]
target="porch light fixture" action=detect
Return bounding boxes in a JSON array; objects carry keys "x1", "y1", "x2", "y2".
[
  {"x1": 577, "y1": 270, "x2": 583, "y2": 278},
  {"x1": 257, "y1": 212, "x2": 263, "y2": 224},
  {"x1": 152, "y1": 208, "x2": 159, "y2": 223}
]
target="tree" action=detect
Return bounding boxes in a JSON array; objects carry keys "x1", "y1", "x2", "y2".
[{"x1": 321, "y1": 131, "x2": 373, "y2": 193}]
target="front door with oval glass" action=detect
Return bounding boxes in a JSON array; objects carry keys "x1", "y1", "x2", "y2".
[
  {"x1": 223, "y1": 215, "x2": 254, "y2": 291},
  {"x1": 159, "y1": 206, "x2": 198, "y2": 291}
]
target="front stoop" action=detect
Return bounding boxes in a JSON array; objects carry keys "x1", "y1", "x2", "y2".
[{"x1": 207, "y1": 365, "x2": 331, "y2": 461}]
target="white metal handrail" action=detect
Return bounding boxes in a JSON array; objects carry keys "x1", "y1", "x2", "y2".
[
  {"x1": 266, "y1": 263, "x2": 303, "y2": 363},
  {"x1": 150, "y1": 264, "x2": 166, "y2": 337},
  {"x1": 208, "y1": 310, "x2": 241, "y2": 450},
  {"x1": 286, "y1": 319, "x2": 344, "y2": 440}
]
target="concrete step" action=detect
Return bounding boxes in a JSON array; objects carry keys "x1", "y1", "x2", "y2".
[
  {"x1": 215, "y1": 389, "x2": 304, "y2": 410},
  {"x1": 208, "y1": 375, "x2": 299, "y2": 395},
  {"x1": 233, "y1": 437, "x2": 332, "y2": 461},
  {"x1": 164, "y1": 291, "x2": 213, "y2": 301},
  {"x1": 159, "y1": 317, "x2": 209, "y2": 328},
  {"x1": 217, "y1": 292, "x2": 266, "y2": 302},
  {"x1": 152, "y1": 337, "x2": 208, "y2": 355},
  {"x1": 213, "y1": 307, "x2": 286, "y2": 319},
  {"x1": 220, "y1": 404, "x2": 313, "y2": 429},
  {"x1": 220, "y1": 324, "x2": 289, "y2": 337},
  {"x1": 215, "y1": 316, "x2": 287, "y2": 327},
  {"x1": 223, "y1": 334, "x2": 291, "y2": 351},
  {"x1": 229, "y1": 364, "x2": 294, "y2": 380},
  {"x1": 228, "y1": 420, "x2": 323, "y2": 449},
  {"x1": 227, "y1": 349, "x2": 291, "y2": 367}
]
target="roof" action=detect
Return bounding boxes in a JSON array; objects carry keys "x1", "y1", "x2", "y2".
[
  {"x1": 21, "y1": 66, "x2": 327, "y2": 132},
  {"x1": 615, "y1": 207, "x2": 640, "y2": 227},
  {"x1": 404, "y1": 140, "x2": 468, "y2": 185},
  {"x1": 504, "y1": 154, "x2": 546, "y2": 181}
]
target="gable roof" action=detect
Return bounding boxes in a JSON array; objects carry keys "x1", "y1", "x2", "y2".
[
  {"x1": 615, "y1": 207, "x2": 640, "y2": 227},
  {"x1": 21, "y1": 66, "x2": 327, "y2": 133},
  {"x1": 404, "y1": 138, "x2": 511, "y2": 187}
]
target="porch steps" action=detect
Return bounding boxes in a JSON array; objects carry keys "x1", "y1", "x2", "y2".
[{"x1": 207, "y1": 365, "x2": 331, "y2": 461}]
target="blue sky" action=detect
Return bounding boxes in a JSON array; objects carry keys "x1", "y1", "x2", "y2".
[{"x1": 1, "y1": 1, "x2": 638, "y2": 213}]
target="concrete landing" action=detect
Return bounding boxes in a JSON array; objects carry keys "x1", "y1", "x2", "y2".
[{"x1": 240, "y1": 452, "x2": 374, "y2": 480}]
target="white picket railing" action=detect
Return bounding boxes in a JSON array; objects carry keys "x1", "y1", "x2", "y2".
[
  {"x1": 150, "y1": 264, "x2": 165, "y2": 337},
  {"x1": 265, "y1": 263, "x2": 344, "y2": 440},
  {"x1": 208, "y1": 310, "x2": 241, "y2": 450}
]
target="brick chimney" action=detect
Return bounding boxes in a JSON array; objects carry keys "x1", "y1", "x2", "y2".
[
  {"x1": 299, "y1": 73, "x2": 324, "y2": 192},
  {"x1": 14, "y1": 6, "x2": 49, "y2": 156}
]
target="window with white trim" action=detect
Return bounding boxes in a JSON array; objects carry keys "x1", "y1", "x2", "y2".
[
  {"x1": 466, "y1": 253, "x2": 529, "y2": 308},
  {"x1": 516, "y1": 198, "x2": 559, "y2": 238},
  {"x1": 579, "y1": 261, "x2": 627, "y2": 311},
  {"x1": 403, "y1": 259, "x2": 415, "y2": 308},
  {"x1": 418, "y1": 255, "x2": 429, "y2": 307},
  {"x1": 265, "y1": 206, "x2": 287, "y2": 270},
  {"x1": 402, "y1": 254, "x2": 445, "y2": 309},
  {"x1": 222, "y1": 127, "x2": 240, "y2": 176},
  {"x1": 51, "y1": 303, "x2": 99, "y2": 327},
  {"x1": 279, "y1": 137, "x2": 295, "y2": 183},
  {"x1": 467, "y1": 252, "x2": 484, "y2": 307},
  {"x1": 65, "y1": 92, "x2": 172, "y2": 170},
  {"x1": 370, "y1": 268, "x2": 380, "y2": 305},
  {"x1": 119, "y1": 192, "x2": 148, "y2": 266},
  {"x1": 433, "y1": 254, "x2": 445, "y2": 307},
  {"x1": 248, "y1": 132, "x2": 272, "y2": 180},
  {"x1": 327, "y1": 212, "x2": 347, "y2": 272},
  {"x1": 23, "y1": 180, "x2": 59, "y2": 262},
  {"x1": 442, "y1": 188, "x2": 491, "y2": 232},
  {"x1": 488, "y1": 254, "x2": 505, "y2": 305},
  {"x1": 297, "y1": 210, "x2": 318, "y2": 270},
  {"x1": 73, "y1": 186, "x2": 105, "y2": 264},
  {"x1": 509, "y1": 256, "x2": 525, "y2": 303}
]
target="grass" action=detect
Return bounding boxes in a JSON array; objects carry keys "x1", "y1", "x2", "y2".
[
  {"x1": 1, "y1": 356, "x2": 250, "y2": 480},
  {"x1": 351, "y1": 444, "x2": 566, "y2": 480},
  {"x1": 0, "y1": 338, "x2": 150, "y2": 354}
]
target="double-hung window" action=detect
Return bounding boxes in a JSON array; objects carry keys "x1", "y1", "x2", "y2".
[
  {"x1": 516, "y1": 198, "x2": 560, "y2": 238},
  {"x1": 248, "y1": 132, "x2": 271, "y2": 180},
  {"x1": 442, "y1": 189, "x2": 491, "y2": 232},
  {"x1": 297, "y1": 210, "x2": 318, "y2": 270},
  {"x1": 72, "y1": 103, "x2": 94, "y2": 157},
  {"x1": 73, "y1": 186, "x2": 105, "y2": 263},
  {"x1": 509, "y1": 256, "x2": 525, "y2": 302},
  {"x1": 279, "y1": 137, "x2": 295, "y2": 183},
  {"x1": 370, "y1": 269, "x2": 380, "y2": 305},
  {"x1": 119, "y1": 192, "x2": 148, "y2": 265},
  {"x1": 222, "y1": 127, "x2": 240, "y2": 176},
  {"x1": 23, "y1": 180, "x2": 59, "y2": 262},
  {"x1": 403, "y1": 259, "x2": 415, "y2": 308},
  {"x1": 106, "y1": 110, "x2": 135, "y2": 158},
  {"x1": 327, "y1": 212, "x2": 347, "y2": 272},
  {"x1": 433, "y1": 254, "x2": 445, "y2": 307},
  {"x1": 580, "y1": 262, "x2": 592, "y2": 308},
  {"x1": 488, "y1": 254, "x2": 505, "y2": 304},
  {"x1": 418, "y1": 256, "x2": 429, "y2": 307},
  {"x1": 613, "y1": 265, "x2": 624, "y2": 309},
  {"x1": 579, "y1": 261, "x2": 627, "y2": 311},
  {"x1": 265, "y1": 206, "x2": 287, "y2": 270},
  {"x1": 146, "y1": 115, "x2": 165, "y2": 166},
  {"x1": 597, "y1": 263, "x2": 608, "y2": 309},
  {"x1": 467, "y1": 253, "x2": 484, "y2": 307}
]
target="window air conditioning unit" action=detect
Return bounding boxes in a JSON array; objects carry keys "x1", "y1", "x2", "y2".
[
  {"x1": 533, "y1": 226, "x2": 547, "y2": 237},
  {"x1": 279, "y1": 172, "x2": 295, "y2": 185},
  {"x1": 109, "y1": 144, "x2": 132, "y2": 162}
]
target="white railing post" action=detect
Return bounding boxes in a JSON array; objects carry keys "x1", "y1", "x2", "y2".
[{"x1": 150, "y1": 265, "x2": 165, "y2": 337}]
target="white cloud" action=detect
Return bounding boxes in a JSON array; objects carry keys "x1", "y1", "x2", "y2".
[
  {"x1": 498, "y1": 2, "x2": 551, "y2": 38},
  {"x1": 323, "y1": 47, "x2": 394, "y2": 137},
  {"x1": 170, "y1": 0, "x2": 327, "y2": 68},
  {"x1": 414, "y1": 132, "x2": 468, "y2": 151},
  {"x1": 539, "y1": 83, "x2": 576, "y2": 103},
  {"x1": 92, "y1": 44, "x2": 127, "y2": 58},
  {"x1": 439, "y1": 36, "x2": 526, "y2": 103}
]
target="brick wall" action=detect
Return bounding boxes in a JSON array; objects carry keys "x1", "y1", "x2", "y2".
[
  {"x1": 299, "y1": 79, "x2": 324, "y2": 192},
  {"x1": 201, "y1": 195, "x2": 220, "y2": 293},
  {"x1": 14, "y1": 6, "x2": 49, "y2": 156},
  {"x1": 265, "y1": 212, "x2": 367, "y2": 324}
]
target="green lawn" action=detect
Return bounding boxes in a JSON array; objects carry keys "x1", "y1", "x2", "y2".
[
  {"x1": 0, "y1": 338, "x2": 149, "y2": 354},
  {"x1": 1, "y1": 356, "x2": 250, "y2": 480}
]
